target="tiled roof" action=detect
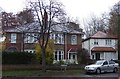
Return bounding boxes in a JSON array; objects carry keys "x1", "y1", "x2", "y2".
[
  {"x1": 4, "y1": 22, "x2": 82, "y2": 34},
  {"x1": 91, "y1": 31, "x2": 117, "y2": 39},
  {"x1": 83, "y1": 31, "x2": 117, "y2": 42},
  {"x1": 91, "y1": 47, "x2": 116, "y2": 52}
]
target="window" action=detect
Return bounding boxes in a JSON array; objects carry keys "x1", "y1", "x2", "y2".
[
  {"x1": 106, "y1": 39, "x2": 112, "y2": 45},
  {"x1": 109, "y1": 61, "x2": 115, "y2": 64},
  {"x1": 52, "y1": 33, "x2": 64, "y2": 44},
  {"x1": 54, "y1": 50, "x2": 64, "y2": 61},
  {"x1": 103, "y1": 61, "x2": 108, "y2": 65},
  {"x1": 24, "y1": 33, "x2": 37, "y2": 43},
  {"x1": 94, "y1": 39, "x2": 98, "y2": 45},
  {"x1": 10, "y1": 33, "x2": 17, "y2": 43},
  {"x1": 71, "y1": 35, "x2": 77, "y2": 45}
]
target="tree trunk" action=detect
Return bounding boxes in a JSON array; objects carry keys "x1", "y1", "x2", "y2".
[{"x1": 41, "y1": 47, "x2": 46, "y2": 72}]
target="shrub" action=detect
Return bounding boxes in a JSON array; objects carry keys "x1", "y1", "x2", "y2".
[
  {"x1": 2, "y1": 52, "x2": 35, "y2": 64},
  {"x1": 77, "y1": 48, "x2": 91, "y2": 65},
  {"x1": 35, "y1": 39, "x2": 54, "y2": 65}
]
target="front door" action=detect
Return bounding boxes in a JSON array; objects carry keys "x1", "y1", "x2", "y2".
[
  {"x1": 69, "y1": 53, "x2": 77, "y2": 60},
  {"x1": 95, "y1": 53, "x2": 100, "y2": 60}
]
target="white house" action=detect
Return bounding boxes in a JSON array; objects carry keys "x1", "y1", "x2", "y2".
[{"x1": 82, "y1": 31, "x2": 118, "y2": 60}]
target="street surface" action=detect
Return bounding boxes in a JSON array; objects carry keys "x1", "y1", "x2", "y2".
[{"x1": 2, "y1": 72, "x2": 120, "y2": 79}]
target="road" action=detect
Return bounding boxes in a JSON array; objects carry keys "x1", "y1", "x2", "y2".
[
  {"x1": 81, "y1": 72, "x2": 119, "y2": 77},
  {"x1": 2, "y1": 72, "x2": 120, "y2": 79}
]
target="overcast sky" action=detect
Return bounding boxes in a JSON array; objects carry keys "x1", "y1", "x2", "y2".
[{"x1": 0, "y1": 0, "x2": 119, "y2": 28}]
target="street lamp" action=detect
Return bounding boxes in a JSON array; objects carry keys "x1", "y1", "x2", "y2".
[{"x1": 117, "y1": 1, "x2": 120, "y2": 59}]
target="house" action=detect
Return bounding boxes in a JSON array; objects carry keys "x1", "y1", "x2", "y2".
[
  {"x1": 82, "y1": 31, "x2": 118, "y2": 60},
  {"x1": 4, "y1": 22, "x2": 83, "y2": 64}
]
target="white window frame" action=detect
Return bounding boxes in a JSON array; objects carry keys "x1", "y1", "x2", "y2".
[
  {"x1": 10, "y1": 33, "x2": 17, "y2": 43},
  {"x1": 24, "y1": 33, "x2": 37, "y2": 43},
  {"x1": 52, "y1": 33, "x2": 64, "y2": 44},
  {"x1": 106, "y1": 39, "x2": 112, "y2": 45},
  {"x1": 71, "y1": 35, "x2": 77, "y2": 45},
  {"x1": 54, "y1": 50, "x2": 64, "y2": 61}
]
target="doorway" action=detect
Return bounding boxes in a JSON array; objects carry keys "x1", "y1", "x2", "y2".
[{"x1": 95, "y1": 53, "x2": 100, "y2": 60}]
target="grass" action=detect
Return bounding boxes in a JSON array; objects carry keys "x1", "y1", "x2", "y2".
[{"x1": 2, "y1": 69, "x2": 84, "y2": 77}]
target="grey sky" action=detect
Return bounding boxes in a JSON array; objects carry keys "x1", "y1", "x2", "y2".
[{"x1": 0, "y1": 0, "x2": 119, "y2": 28}]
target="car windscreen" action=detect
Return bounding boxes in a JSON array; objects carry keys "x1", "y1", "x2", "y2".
[{"x1": 95, "y1": 61, "x2": 103, "y2": 65}]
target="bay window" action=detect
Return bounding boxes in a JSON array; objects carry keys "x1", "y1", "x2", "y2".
[{"x1": 54, "y1": 50, "x2": 64, "y2": 61}]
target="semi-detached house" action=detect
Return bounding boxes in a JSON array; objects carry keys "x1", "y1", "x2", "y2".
[{"x1": 4, "y1": 22, "x2": 83, "y2": 64}]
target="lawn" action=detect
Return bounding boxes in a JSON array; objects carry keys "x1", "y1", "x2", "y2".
[{"x1": 2, "y1": 69, "x2": 84, "y2": 77}]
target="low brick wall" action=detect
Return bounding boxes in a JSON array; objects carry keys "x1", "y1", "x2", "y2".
[{"x1": 2, "y1": 64, "x2": 85, "y2": 70}]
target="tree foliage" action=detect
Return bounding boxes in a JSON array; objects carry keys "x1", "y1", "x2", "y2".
[
  {"x1": 0, "y1": 40, "x2": 6, "y2": 51},
  {"x1": 108, "y1": 1, "x2": 120, "y2": 59},
  {"x1": 35, "y1": 39, "x2": 54, "y2": 65},
  {"x1": 109, "y1": 1, "x2": 120, "y2": 36}
]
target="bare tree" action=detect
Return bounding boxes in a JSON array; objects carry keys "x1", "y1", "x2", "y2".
[
  {"x1": 17, "y1": 8, "x2": 34, "y2": 25},
  {"x1": 83, "y1": 14, "x2": 109, "y2": 38},
  {"x1": 27, "y1": 0, "x2": 65, "y2": 72}
]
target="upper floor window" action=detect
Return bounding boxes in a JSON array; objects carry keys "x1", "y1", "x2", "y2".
[
  {"x1": 51, "y1": 33, "x2": 64, "y2": 44},
  {"x1": 71, "y1": 35, "x2": 77, "y2": 45},
  {"x1": 10, "y1": 33, "x2": 17, "y2": 43},
  {"x1": 106, "y1": 39, "x2": 112, "y2": 45},
  {"x1": 24, "y1": 33, "x2": 37, "y2": 43},
  {"x1": 94, "y1": 39, "x2": 98, "y2": 45}
]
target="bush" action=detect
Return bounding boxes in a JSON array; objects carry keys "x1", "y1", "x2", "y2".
[
  {"x1": 77, "y1": 48, "x2": 91, "y2": 65},
  {"x1": 35, "y1": 40, "x2": 54, "y2": 65},
  {"x1": 2, "y1": 52, "x2": 35, "y2": 64}
]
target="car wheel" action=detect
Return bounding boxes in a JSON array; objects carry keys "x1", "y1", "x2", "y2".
[
  {"x1": 113, "y1": 68, "x2": 118, "y2": 73},
  {"x1": 96, "y1": 68, "x2": 101, "y2": 74}
]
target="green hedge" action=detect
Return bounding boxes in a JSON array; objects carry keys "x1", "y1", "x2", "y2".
[{"x1": 2, "y1": 52, "x2": 36, "y2": 64}]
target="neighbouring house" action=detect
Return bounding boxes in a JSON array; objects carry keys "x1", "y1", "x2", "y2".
[
  {"x1": 4, "y1": 22, "x2": 83, "y2": 64},
  {"x1": 82, "y1": 31, "x2": 118, "y2": 60}
]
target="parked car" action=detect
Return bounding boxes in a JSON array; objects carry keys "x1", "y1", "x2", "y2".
[{"x1": 84, "y1": 60, "x2": 119, "y2": 74}]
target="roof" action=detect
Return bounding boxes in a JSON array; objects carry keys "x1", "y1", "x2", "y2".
[
  {"x1": 4, "y1": 22, "x2": 83, "y2": 34},
  {"x1": 91, "y1": 47, "x2": 116, "y2": 52},
  {"x1": 91, "y1": 31, "x2": 117, "y2": 39},
  {"x1": 83, "y1": 31, "x2": 117, "y2": 42}
]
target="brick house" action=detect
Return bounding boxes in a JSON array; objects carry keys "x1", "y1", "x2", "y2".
[{"x1": 4, "y1": 22, "x2": 83, "y2": 63}]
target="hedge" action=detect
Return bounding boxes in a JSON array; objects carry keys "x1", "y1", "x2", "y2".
[{"x1": 2, "y1": 52, "x2": 36, "y2": 64}]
